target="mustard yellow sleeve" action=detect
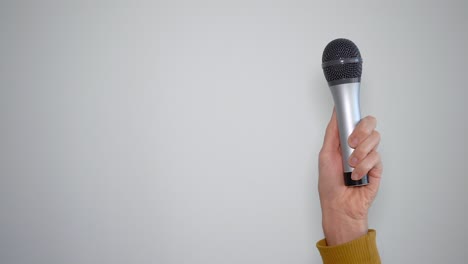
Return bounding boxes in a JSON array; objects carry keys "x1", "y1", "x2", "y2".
[{"x1": 316, "y1": 229, "x2": 381, "y2": 264}]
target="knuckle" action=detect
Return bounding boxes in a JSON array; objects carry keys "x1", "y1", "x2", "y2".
[
  {"x1": 372, "y1": 150, "x2": 381, "y2": 161},
  {"x1": 373, "y1": 130, "x2": 381, "y2": 140},
  {"x1": 353, "y1": 148, "x2": 366, "y2": 160},
  {"x1": 357, "y1": 125, "x2": 371, "y2": 136},
  {"x1": 358, "y1": 164, "x2": 372, "y2": 176},
  {"x1": 369, "y1": 152, "x2": 380, "y2": 168},
  {"x1": 370, "y1": 166, "x2": 383, "y2": 178}
]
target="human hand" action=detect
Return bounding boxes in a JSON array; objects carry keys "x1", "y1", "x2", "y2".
[{"x1": 318, "y1": 109, "x2": 383, "y2": 246}]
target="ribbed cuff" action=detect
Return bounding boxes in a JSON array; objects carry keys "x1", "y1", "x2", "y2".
[{"x1": 316, "y1": 229, "x2": 381, "y2": 264}]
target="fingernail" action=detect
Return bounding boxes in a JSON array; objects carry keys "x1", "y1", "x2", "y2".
[
  {"x1": 351, "y1": 137, "x2": 359, "y2": 147},
  {"x1": 349, "y1": 157, "x2": 358, "y2": 166},
  {"x1": 351, "y1": 172, "x2": 359, "y2": 180}
]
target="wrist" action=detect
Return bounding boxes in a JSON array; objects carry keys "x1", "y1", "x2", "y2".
[{"x1": 322, "y1": 208, "x2": 368, "y2": 246}]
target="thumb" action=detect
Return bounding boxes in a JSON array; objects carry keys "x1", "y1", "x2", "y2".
[{"x1": 321, "y1": 108, "x2": 340, "y2": 152}]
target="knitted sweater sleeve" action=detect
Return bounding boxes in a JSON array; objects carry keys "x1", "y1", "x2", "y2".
[{"x1": 316, "y1": 229, "x2": 381, "y2": 264}]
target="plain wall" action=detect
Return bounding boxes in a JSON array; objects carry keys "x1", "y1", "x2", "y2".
[{"x1": 1, "y1": 1, "x2": 467, "y2": 263}]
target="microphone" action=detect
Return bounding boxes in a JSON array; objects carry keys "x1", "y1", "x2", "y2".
[{"x1": 321, "y1": 38, "x2": 368, "y2": 187}]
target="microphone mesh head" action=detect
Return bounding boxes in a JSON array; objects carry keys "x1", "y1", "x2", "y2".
[{"x1": 322, "y1": 38, "x2": 362, "y2": 82}]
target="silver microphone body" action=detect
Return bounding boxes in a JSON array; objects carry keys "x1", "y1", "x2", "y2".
[{"x1": 329, "y1": 81, "x2": 363, "y2": 175}]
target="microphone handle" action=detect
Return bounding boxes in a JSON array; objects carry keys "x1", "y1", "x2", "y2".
[{"x1": 329, "y1": 82, "x2": 369, "y2": 186}]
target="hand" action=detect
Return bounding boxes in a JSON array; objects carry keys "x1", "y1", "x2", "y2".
[{"x1": 318, "y1": 109, "x2": 383, "y2": 246}]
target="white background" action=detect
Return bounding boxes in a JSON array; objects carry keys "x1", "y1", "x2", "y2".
[{"x1": 1, "y1": 1, "x2": 467, "y2": 263}]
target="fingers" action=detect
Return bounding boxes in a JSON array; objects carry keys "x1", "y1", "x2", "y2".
[
  {"x1": 348, "y1": 116, "x2": 377, "y2": 149},
  {"x1": 347, "y1": 115, "x2": 382, "y2": 181},
  {"x1": 351, "y1": 150, "x2": 383, "y2": 180},
  {"x1": 321, "y1": 108, "x2": 340, "y2": 152},
  {"x1": 348, "y1": 130, "x2": 380, "y2": 167}
]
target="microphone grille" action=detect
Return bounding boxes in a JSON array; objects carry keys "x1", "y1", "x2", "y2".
[
  {"x1": 322, "y1": 38, "x2": 362, "y2": 83},
  {"x1": 322, "y1": 38, "x2": 361, "y2": 62}
]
